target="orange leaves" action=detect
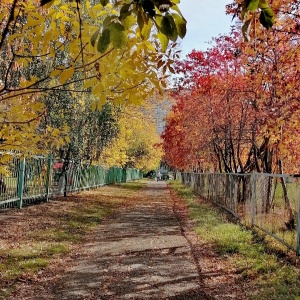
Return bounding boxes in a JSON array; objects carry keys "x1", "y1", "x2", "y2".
[
  {"x1": 161, "y1": 100, "x2": 189, "y2": 170},
  {"x1": 162, "y1": 8, "x2": 300, "y2": 173}
]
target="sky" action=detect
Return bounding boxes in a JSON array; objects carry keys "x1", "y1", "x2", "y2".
[{"x1": 177, "y1": 0, "x2": 234, "y2": 57}]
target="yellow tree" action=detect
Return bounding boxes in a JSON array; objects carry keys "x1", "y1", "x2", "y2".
[
  {"x1": 0, "y1": 0, "x2": 184, "y2": 167},
  {"x1": 99, "y1": 103, "x2": 163, "y2": 172}
]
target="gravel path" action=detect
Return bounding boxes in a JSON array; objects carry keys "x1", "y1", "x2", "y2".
[{"x1": 7, "y1": 180, "x2": 249, "y2": 299}]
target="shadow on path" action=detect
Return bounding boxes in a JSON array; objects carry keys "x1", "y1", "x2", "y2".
[
  {"x1": 51, "y1": 181, "x2": 212, "y2": 299},
  {"x1": 9, "y1": 181, "x2": 220, "y2": 299}
]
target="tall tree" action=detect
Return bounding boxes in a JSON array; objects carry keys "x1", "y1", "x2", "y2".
[{"x1": 0, "y1": 0, "x2": 185, "y2": 164}]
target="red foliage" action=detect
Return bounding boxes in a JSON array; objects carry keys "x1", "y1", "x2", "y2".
[{"x1": 162, "y1": 7, "x2": 300, "y2": 174}]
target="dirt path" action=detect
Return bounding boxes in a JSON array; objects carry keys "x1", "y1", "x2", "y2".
[{"x1": 7, "y1": 180, "x2": 249, "y2": 300}]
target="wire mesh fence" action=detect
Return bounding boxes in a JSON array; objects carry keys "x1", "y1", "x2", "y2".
[
  {"x1": 0, "y1": 155, "x2": 143, "y2": 209},
  {"x1": 177, "y1": 171, "x2": 300, "y2": 255}
]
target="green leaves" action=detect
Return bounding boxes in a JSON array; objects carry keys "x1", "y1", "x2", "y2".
[
  {"x1": 40, "y1": 0, "x2": 187, "y2": 54},
  {"x1": 140, "y1": 19, "x2": 152, "y2": 39},
  {"x1": 155, "y1": 12, "x2": 186, "y2": 51},
  {"x1": 172, "y1": 13, "x2": 186, "y2": 39},
  {"x1": 130, "y1": 0, "x2": 186, "y2": 52},
  {"x1": 110, "y1": 23, "x2": 127, "y2": 48},
  {"x1": 119, "y1": 3, "x2": 131, "y2": 20},
  {"x1": 95, "y1": 22, "x2": 127, "y2": 53},
  {"x1": 100, "y1": 0, "x2": 109, "y2": 6},
  {"x1": 241, "y1": 0, "x2": 275, "y2": 41},
  {"x1": 258, "y1": 0, "x2": 269, "y2": 9},
  {"x1": 91, "y1": 29, "x2": 100, "y2": 47},
  {"x1": 259, "y1": 7, "x2": 274, "y2": 30},
  {"x1": 91, "y1": 1, "x2": 186, "y2": 54},
  {"x1": 161, "y1": 15, "x2": 177, "y2": 41},
  {"x1": 157, "y1": 32, "x2": 169, "y2": 52},
  {"x1": 246, "y1": 0, "x2": 260, "y2": 13},
  {"x1": 97, "y1": 29, "x2": 111, "y2": 53}
]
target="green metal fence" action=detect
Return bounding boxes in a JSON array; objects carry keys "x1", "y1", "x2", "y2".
[
  {"x1": 0, "y1": 155, "x2": 143, "y2": 209},
  {"x1": 178, "y1": 172, "x2": 300, "y2": 256}
]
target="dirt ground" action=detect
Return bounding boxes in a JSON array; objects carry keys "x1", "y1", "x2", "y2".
[{"x1": 3, "y1": 180, "x2": 250, "y2": 299}]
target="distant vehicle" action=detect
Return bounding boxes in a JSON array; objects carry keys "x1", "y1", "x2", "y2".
[
  {"x1": 161, "y1": 173, "x2": 169, "y2": 180},
  {"x1": 157, "y1": 170, "x2": 169, "y2": 181},
  {"x1": 144, "y1": 170, "x2": 156, "y2": 179}
]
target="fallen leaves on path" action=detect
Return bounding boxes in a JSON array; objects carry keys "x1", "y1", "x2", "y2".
[{"x1": 1, "y1": 181, "x2": 252, "y2": 299}]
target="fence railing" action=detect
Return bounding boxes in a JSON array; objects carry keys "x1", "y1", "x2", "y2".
[
  {"x1": 0, "y1": 155, "x2": 143, "y2": 209},
  {"x1": 177, "y1": 172, "x2": 300, "y2": 256}
]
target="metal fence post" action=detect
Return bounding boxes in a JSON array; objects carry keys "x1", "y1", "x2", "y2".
[
  {"x1": 88, "y1": 166, "x2": 92, "y2": 188},
  {"x1": 199, "y1": 173, "x2": 203, "y2": 196},
  {"x1": 215, "y1": 174, "x2": 218, "y2": 204},
  {"x1": 45, "y1": 155, "x2": 53, "y2": 202},
  {"x1": 17, "y1": 158, "x2": 26, "y2": 209},
  {"x1": 251, "y1": 173, "x2": 256, "y2": 227},
  {"x1": 79, "y1": 164, "x2": 83, "y2": 191},
  {"x1": 229, "y1": 173, "x2": 233, "y2": 211}
]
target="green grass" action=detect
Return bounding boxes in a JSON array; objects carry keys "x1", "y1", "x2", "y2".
[
  {"x1": 0, "y1": 241, "x2": 71, "y2": 281},
  {"x1": 116, "y1": 180, "x2": 146, "y2": 191},
  {"x1": 0, "y1": 194, "x2": 117, "y2": 299},
  {"x1": 170, "y1": 180, "x2": 300, "y2": 300},
  {"x1": 47, "y1": 243, "x2": 69, "y2": 255},
  {"x1": 19, "y1": 258, "x2": 48, "y2": 272},
  {"x1": 0, "y1": 244, "x2": 47, "y2": 280}
]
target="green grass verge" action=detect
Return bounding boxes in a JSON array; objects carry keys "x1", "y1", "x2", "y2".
[
  {"x1": 0, "y1": 203, "x2": 112, "y2": 283},
  {"x1": 170, "y1": 180, "x2": 300, "y2": 300}
]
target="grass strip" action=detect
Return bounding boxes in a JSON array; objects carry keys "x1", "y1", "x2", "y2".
[{"x1": 170, "y1": 180, "x2": 300, "y2": 300}]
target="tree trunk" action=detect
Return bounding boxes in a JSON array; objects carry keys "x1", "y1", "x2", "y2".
[
  {"x1": 62, "y1": 146, "x2": 71, "y2": 197},
  {"x1": 265, "y1": 176, "x2": 273, "y2": 213}
]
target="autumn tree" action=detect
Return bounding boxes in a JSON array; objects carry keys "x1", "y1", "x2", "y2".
[
  {"x1": 165, "y1": 30, "x2": 262, "y2": 173},
  {"x1": 237, "y1": 0, "x2": 299, "y2": 228},
  {"x1": 161, "y1": 99, "x2": 188, "y2": 170},
  {"x1": 43, "y1": 90, "x2": 119, "y2": 162},
  {"x1": 239, "y1": 0, "x2": 300, "y2": 172},
  {"x1": 162, "y1": 0, "x2": 299, "y2": 228},
  {"x1": 164, "y1": 0, "x2": 299, "y2": 174},
  {"x1": 0, "y1": 0, "x2": 278, "y2": 164},
  {"x1": 0, "y1": 0, "x2": 186, "y2": 168},
  {"x1": 99, "y1": 103, "x2": 163, "y2": 172}
]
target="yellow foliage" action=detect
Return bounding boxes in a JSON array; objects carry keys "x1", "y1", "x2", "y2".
[
  {"x1": 0, "y1": 94, "x2": 69, "y2": 171},
  {"x1": 99, "y1": 104, "x2": 163, "y2": 172},
  {"x1": 0, "y1": 0, "x2": 177, "y2": 166}
]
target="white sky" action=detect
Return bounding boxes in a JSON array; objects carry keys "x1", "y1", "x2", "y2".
[{"x1": 177, "y1": 0, "x2": 234, "y2": 57}]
